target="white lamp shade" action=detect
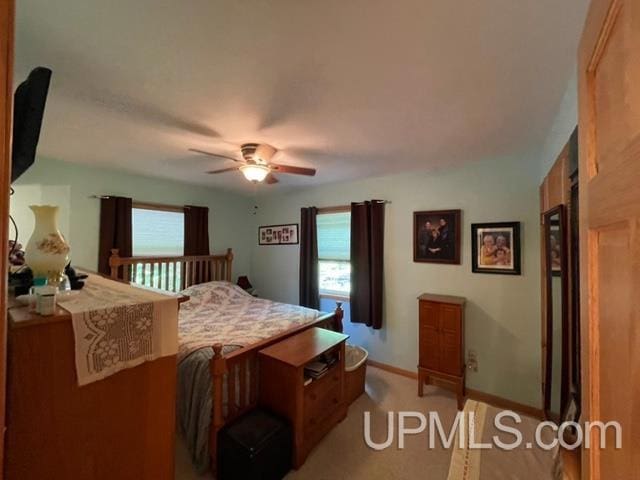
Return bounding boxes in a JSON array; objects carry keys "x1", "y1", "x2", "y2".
[{"x1": 240, "y1": 164, "x2": 270, "y2": 182}]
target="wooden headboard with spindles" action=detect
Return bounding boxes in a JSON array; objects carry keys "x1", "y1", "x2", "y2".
[{"x1": 108, "y1": 248, "x2": 234, "y2": 292}]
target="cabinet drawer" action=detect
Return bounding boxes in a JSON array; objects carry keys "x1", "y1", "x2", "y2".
[
  {"x1": 303, "y1": 405, "x2": 345, "y2": 456},
  {"x1": 304, "y1": 365, "x2": 341, "y2": 399},
  {"x1": 304, "y1": 369, "x2": 341, "y2": 429}
]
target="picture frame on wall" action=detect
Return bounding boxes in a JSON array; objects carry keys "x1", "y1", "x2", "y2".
[
  {"x1": 258, "y1": 224, "x2": 299, "y2": 245},
  {"x1": 471, "y1": 222, "x2": 521, "y2": 275},
  {"x1": 413, "y1": 209, "x2": 461, "y2": 264}
]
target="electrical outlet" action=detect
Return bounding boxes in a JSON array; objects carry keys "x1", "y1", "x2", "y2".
[{"x1": 467, "y1": 350, "x2": 478, "y2": 372}]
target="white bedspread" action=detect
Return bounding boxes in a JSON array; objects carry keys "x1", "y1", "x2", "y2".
[
  {"x1": 178, "y1": 281, "x2": 322, "y2": 362},
  {"x1": 176, "y1": 281, "x2": 325, "y2": 472}
]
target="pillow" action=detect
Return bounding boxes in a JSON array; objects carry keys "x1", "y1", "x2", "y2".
[{"x1": 181, "y1": 281, "x2": 251, "y2": 303}]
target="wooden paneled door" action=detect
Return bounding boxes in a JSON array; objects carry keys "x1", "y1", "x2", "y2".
[
  {"x1": 578, "y1": 0, "x2": 640, "y2": 478},
  {"x1": 0, "y1": 1, "x2": 14, "y2": 478}
]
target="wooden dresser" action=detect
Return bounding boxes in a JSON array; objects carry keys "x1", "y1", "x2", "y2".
[
  {"x1": 259, "y1": 327, "x2": 349, "y2": 468},
  {"x1": 5, "y1": 285, "x2": 181, "y2": 480},
  {"x1": 417, "y1": 293, "x2": 466, "y2": 409}
]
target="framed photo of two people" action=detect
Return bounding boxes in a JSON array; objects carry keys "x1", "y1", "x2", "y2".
[
  {"x1": 413, "y1": 210, "x2": 461, "y2": 264},
  {"x1": 471, "y1": 222, "x2": 521, "y2": 275}
]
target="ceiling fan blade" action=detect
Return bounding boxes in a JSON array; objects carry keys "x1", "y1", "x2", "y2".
[
  {"x1": 206, "y1": 167, "x2": 240, "y2": 174},
  {"x1": 189, "y1": 148, "x2": 242, "y2": 163},
  {"x1": 265, "y1": 173, "x2": 279, "y2": 184},
  {"x1": 270, "y1": 163, "x2": 316, "y2": 176}
]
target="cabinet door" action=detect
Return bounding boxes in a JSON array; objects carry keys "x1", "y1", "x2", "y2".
[
  {"x1": 419, "y1": 301, "x2": 440, "y2": 370},
  {"x1": 439, "y1": 304, "x2": 462, "y2": 375}
]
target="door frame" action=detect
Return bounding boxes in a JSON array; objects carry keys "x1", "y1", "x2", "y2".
[
  {"x1": 0, "y1": 0, "x2": 14, "y2": 477},
  {"x1": 541, "y1": 205, "x2": 570, "y2": 423}
]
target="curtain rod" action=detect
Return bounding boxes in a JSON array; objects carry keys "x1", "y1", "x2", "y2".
[
  {"x1": 351, "y1": 200, "x2": 391, "y2": 205},
  {"x1": 317, "y1": 200, "x2": 391, "y2": 214},
  {"x1": 89, "y1": 195, "x2": 192, "y2": 211}
]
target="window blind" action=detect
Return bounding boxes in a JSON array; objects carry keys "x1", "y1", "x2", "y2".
[
  {"x1": 132, "y1": 208, "x2": 184, "y2": 256},
  {"x1": 317, "y1": 212, "x2": 350, "y2": 261}
]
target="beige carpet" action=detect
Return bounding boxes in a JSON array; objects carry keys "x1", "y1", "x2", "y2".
[{"x1": 175, "y1": 366, "x2": 458, "y2": 480}]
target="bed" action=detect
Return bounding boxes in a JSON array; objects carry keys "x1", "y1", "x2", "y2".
[{"x1": 108, "y1": 248, "x2": 342, "y2": 473}]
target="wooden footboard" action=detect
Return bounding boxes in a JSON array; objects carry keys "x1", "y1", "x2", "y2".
[
  {"x1": 209, "y1": 309, "x2": 343, "y2": 473},
  {"x1": 107, "y1": 248, "x2": 346, "y2": 473}
]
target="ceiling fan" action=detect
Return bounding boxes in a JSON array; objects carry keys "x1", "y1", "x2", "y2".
[{"x1": 189, "y1": 143, "x2": 316, "y2": 184}]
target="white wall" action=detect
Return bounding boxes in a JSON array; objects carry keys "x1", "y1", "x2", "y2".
[
  {"x1": 11, "y1": 185, "x2": 71, "y2": 245},
  {"x1": 538, "y1": 67, "x2": 578, "y2": 180},
  {"x1": 252, "y1": 154, "x2": 542, "y2": 407},
  {"x1": 10, "y1": 157, "x2": 255, "y2": 276},
  {"x1": 11, "y1": 153, "x2": 544, "y2": 407}
]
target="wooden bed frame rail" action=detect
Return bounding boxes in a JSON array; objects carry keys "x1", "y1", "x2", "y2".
[
  {"x1": 208, "y1": 311, "x2": 342, "y2": 471},
  {"x1": 108, "y1": 248, "x2": 344, "y2": 473},
  {"x1": 109, "y1": 248, "x2": 233, "y2": 291}
]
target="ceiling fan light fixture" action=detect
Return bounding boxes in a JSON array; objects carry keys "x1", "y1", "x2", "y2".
[{"x1": 240, "y1": 164, "x2": 270, "y2": 182}]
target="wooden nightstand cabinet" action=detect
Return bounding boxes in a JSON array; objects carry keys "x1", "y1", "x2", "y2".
[
  {"x1": 259, "y1": 328, "x2": 349, "y2": 468},
  {"x1": 417, "y1": 293, "x2": 466, "y2": 409}
]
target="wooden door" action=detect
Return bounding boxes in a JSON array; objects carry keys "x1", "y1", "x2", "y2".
[
  {"x1": 439, "y1": 304, "x2": 461, "y2": 376},
  {"x1": 578, "y1": 0, "x2": 640, "y2": 477},
  {"x1": 419, "y1": 301, "x2": 440, "y2": 370},
  {"x1": 0, "y1": 1, "x2": 14, "y2": 478}
]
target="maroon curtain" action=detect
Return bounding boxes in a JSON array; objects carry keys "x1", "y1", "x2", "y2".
[
  {"x1": 184, "y1": 206, "x2": 210, "y2": 256},
  {"x1": 350, "y1": 200, "x2": 385, "y2": 329},
  {"x1": 299, "y1": 207, "x2": 320, "y2": 309},
  {"x1": 98, "y1": 196, "x2": 132, "y2": 275}
]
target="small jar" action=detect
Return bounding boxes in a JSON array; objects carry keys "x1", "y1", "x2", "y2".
[
  {"x1": 30, "y1": 277, "x2": 48, "y2": 312},
  {"x1": 37, "y1": 286, "x2": 57, "y2": 316}
]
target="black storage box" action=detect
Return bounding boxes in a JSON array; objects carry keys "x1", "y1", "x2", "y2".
[{"x1": 218, "y1": 409, "x2": 293, "y2": 480}]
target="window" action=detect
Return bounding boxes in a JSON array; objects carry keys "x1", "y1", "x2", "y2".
[
  {"x1": 317, "y1": 211, "x2": 350, "y2": 297},
  {"x1": 132, "y1": 206, "x2": 184, "y2": 288},
  {"x1": 132, "y1": 207, "x2": 184, "y2": 256}
]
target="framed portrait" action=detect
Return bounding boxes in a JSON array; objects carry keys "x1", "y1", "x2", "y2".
[
  {"x1": 413, "y1": 210, "x2": 461, "y2": 264},
  {"x1": 471, "y1": 222, "x2": 521, "y2": 275},
  {"x1": 258, "y1": 224, "x2": 299, "y2": 245}
]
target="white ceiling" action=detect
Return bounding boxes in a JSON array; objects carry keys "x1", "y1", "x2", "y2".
[{"x1": 15, "y1": 0, "x2": 589, "y2": 193}]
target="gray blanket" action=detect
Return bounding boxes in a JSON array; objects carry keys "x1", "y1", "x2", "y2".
[
  {"x1": 176, "y1": 315, "x2": 336, "y2": 473},
  {"x1": 176, "y1": 345, "x2": 239, "y2": 473}
]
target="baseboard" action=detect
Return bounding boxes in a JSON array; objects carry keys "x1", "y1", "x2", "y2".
[
  {"x1": 367, "y1": 360, "x2": 543, "y2": 420},
  {"x1": 367, "y1": 359, "x2": 418, "y2": 379},
  {"x1": 465, "y1": 389, "x2": 544, "y2": 420}
]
